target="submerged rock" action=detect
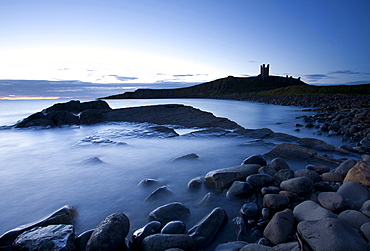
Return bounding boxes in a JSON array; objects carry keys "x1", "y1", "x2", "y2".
[
  {"x1": 148, "y1": 202, "x2": 190, "y2": 224},
  {"x1": 264, "y1": 143, "x2": 317, "y2": 160},
  {"x1": 145, "y1": 186, "x2": 175, "y2": 202}
]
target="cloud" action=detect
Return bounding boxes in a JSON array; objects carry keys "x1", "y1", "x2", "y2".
[
  {"x1": 108, "y1": 75, "x2": 138, "y2": 81},
  {"x1": 303, "y1": 74, "x2": 332, "y2": 82},
  {"x1": 172, "y1": 74, "x2": 194, "y2": 77},
  {"x1": 328, "y1": 70, "x2": 370, "y2": 75}
]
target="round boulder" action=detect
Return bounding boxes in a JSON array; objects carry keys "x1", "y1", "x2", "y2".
[
  {"x1": 161, "y1": 221, "x2": 186, "y2": 234},
  {"x1": 246, "y1": 174, "x2": 274, "y2": 188},
  {"x1": 280, "y1": 177, "x2": 314, "y2": 196},
  {"x1": 263, "y1": 194, "x2": 290, "y2": 211},
  {"x1": 141, "y1": 234, "x2": 195, "y2": 251},
  {"x1": 149, "y1": 202, "x2": 190, "y2": 224},
  {"x1": 263, "y1": 209, "x2": 294, "y2": 245},
  {"x1": 242, "y1": 154, "x2": 267, "y2": 166},
  {"x1": 338, "y1": 210, "x2": 370, "y2": 230},
  {"x1": 317, "y1": 192, "x2": 347, "y2": 213}
]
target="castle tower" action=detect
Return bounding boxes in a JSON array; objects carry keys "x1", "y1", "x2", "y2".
[{"x1": 260, "y1": 64, "x2": 269, "y2": 81}]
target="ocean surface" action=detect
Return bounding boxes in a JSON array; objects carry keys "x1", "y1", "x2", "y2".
[{"x1": 0, "y1": 98, "x2": 347, "y2": 246}]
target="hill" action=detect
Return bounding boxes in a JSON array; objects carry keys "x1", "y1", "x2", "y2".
[{"x1": 102, "y1": 75, "x2": 307, "y2": 99}]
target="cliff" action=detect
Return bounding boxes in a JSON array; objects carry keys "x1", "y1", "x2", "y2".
[{"x1": 102, "y1": 75, "x2": 307, "y2": 99}]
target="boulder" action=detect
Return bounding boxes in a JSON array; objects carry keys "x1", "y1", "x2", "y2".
[
  {"x1": 141, "y1": 234, "x2": 195, "y2": 251},
  {"x1": 258, "y1": 165, "x2": 277, "y2": 176},
  {"x1": 273, "y1": 169, "x2": 294, "y2": 184},
  {"x1": 138, "y1": 178, "x2": 159, "y2": 187},
  {"x1": 280, "y1": 177, "x2": 314, "y2": 196},
  {"x1": 361, "y1": 200, "x2": 370, "y2": 217},
  {"x1": 314, "y1": 181, "x2": 337, "y2": 192},
  {"x1": 297, "y1": 218, "x2": 370, "y2": 251},
  {"x1": 149, "y1": 202, "x2": 190, "y2": 224},
  {"x1": 297, "y1": 137, "x2": 335, "y2": 151},
  {"x1": 174, "y1": 153, "x2": 199, "y2": 161},
  {"x1": 321, "y1": 172, "x2": 344, "y2": 182},
  {"x1": 145, "y1": 186, "x2": 175, "y2": 202},
  {"x1": 337, "y1": 181, "x2": 370, "y2": 210},
  {"x1": 240, "y1": 202, "x2": 259, "y2": 218},
  {"x1": 132, "y1": 221, "x2": 161, "y2": 246},
  {"x1": 263, "y1": 194, "x2": 290, "y2": 211},
  {"x1": 335, "y1": 159, "x2": 357, "y2": 176},
  {"x1": 306, "y1": 164, "x2": 330, "y2": 174},
  {"x1": 293, "y1": 200, "x2": 337, "y2": 222},
  {"x1": 294, "y1": 169, "x2": 321, "y2": 183},
  {"x1": 360, "y1": 222, "x2": 370, "y2": 242},
  {"x1": 187, "y1": 176, "x2": 203, "y2": 190},
  {"x1": 13, "y1": 224, "x2": 75, "y2": 251},
  {"x1": 233, "y1": 217, "x2": 260, "y2": 243},
  {"x1": 75, "y1": 229, "x2": 94, "y2": 251},
  {"x1": 240, "y1": 243, "x2": 274, "y2": 251},
  {"x1": 226, "y1": 181, "x2": 253, "y2": 198},
  {"x1": 264, "y1": 143, "x2": 317, "y2": 160},
  {"x1": 204, "y1": 164, "x2": 260, "y2": 190},
  {"x1": 246, "y1": 174, "x2": 274, "y2": 188},
  {"x1": 0, "y1": 205, "x2": 76, "y2": 247},
  {"x1": 317, "y1": 192, "x2": 347, "y2": 213},
  {"x1": 263, "y1": 209, "x2": 294, "y2": 245},
  {"x1": 242, "y1": 154, "x2": 267, "y2": 166},
  {"x1": 268, "y1": 157, "x2": 290, "y2": 171},
  {"x1": 214, "y1": 241, "x2": 249, "y2": 251},
  {"x1": 86, "y1": 212, "x2": 130, "y2": 251},
  {"x1": 161, "y1": 221, "x2": 186, "y2": 234},
  {"x1": 272, "y1": 241, "x2": 300, "y2": 251},
  {"x1": 338, "y1": 210, "x2": 370, "y2": 230},
  {"x1": 188, "y1": 207, "x2": 227, "y2": 248},
  {"x1": 344, "y1": 161, "x2": 370, "y2": 187}
]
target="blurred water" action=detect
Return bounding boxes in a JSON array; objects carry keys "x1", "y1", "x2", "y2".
[{"x1": 0, "y1": 99, "x2": 345, "y2": 245}]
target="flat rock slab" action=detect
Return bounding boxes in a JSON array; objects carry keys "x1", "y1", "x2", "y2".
[
  {"x1": 293, "y1": 200, "x2": 337, "y2": 222},
  {"x1": 264, "y1": 143, "x2": 317, "y2": 160}
]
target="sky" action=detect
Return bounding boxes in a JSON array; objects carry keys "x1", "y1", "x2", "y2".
[{"x1": 0, "y1": 0, "x2": 369, "y2": 99}]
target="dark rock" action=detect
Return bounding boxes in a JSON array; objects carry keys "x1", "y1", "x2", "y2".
[
  {"x1": 214, "y1": 241, "x2": 249, "y2": 251},
  {"x1": 185, "y1": 128, "x2": 238, "y2": 137},
  {"x1": 314, "y1": 181, "x2": 337, "y2": 192},
  {"x1": 297, "y1": 137, "x2": 335, "y2": 151},
  {"x1": 174, "y1": 153, "x2": 199, "y2": 161},
  {"x1": 46, "y1": 111, "x2": 80, "y2": 126},
  {"x1": 80, "y1": 157, "x2": 104, "y2": 165},
  {"x1": 306, "y1": 164, "x2": 330, "y2": 174},
  {"x1": 44, "y1": 100, "x2": 111, "y2": 114},
  {"x1": 161, "y1": 221, "x2": 186, "y2": 234},
  {"x1": 226, "y1": 181, "x2": 253, "y2": 198},
  {"x1": 141, "y1": 234, "x2": 195, "y2": 251},
  {"x1": 233, "y1": 217, "x2": 259, "y2": 243},
  {"x1": 268, "y1": 157, "x2": 290, "y2": 171},
  {"x1": 0, "y1": 205, "x2": 76, "y2": 247},
  {"x1": 238, "y1": 128, "x2": 273, "y2": 138},
  {"x1": 86, "y1": 212, "x2": 130, "y2": 251},
  {"x1": 297, "y1": 218, "x2": 370, "y2": 251},
  {"x1": 263, "y1": 209, "x2": 294, "y2": 245},
  {"x1": 197, "y1": 192, "x2": 219, "y2": 207},
  {"x1": 258, "y1": 165, "x2": 277, "y2": 176},
  {"x1": 293, "y1": 200, "x2": 337, "y2": 222},
  {"x1": 267, "y1": 132, "x2": 299, "y2": 142},
  {"x1": 272, "y1": 241, "x2": 300, "y2": 251},
  {"x1": 188, "y1": 207, "x2": 227, "y2": 248},
  {"x1": 187, "y1": 176, "x2": 203, "y2": 190},
  {"x1": 280, "y1": 177, "x2": 314, "y2": 196},
  {"x1": 279, "y1": 190, "x2": 299, "y2": 201},
  {"x1": 145, "y1": 186, "x2": 175, "y2": 202},
  {"x1": 263, "y1": 194, "x2": 290, "y2": 211},
  {"x1": 149, "y1": 202, "x2": 190, "y2": 224},
  {"x1": 132, "y1": 221, "x2": 161, "y2": 246},
  {"x1": 338, "y1": 210, "x2": 370, "y2": 230},
  {"x1": 204, "y1": 164, "x2": 260, "y2": 190},
  {"x1": 337, "y1": 181, "x2": 370, "y2": 210},
  {"x1": 13, "y1": 224, "x2": 74, "y2": 251},
  {"x1": 75, "y1": 229, "x2": 93, "y2": 251},
  {"x1": 361, "y1": 222, "x2": 370, "y2": 242},
  {"x1": 240, "y1": 202, "x2": 259, "y2": 218},
  {"x1": 261, "y1": 186, "x2": 280, "y2": 196},
  {"x1": 246, "y1": 174, "x2": 274, "y2": 188},
  {"x1": 321, "y1": 172, "x2": 344, "y2": 182},
  {"x1": 361, "y1": 200, "x2": 370, "y2": 217},
  {"x1": 239, "y1": 243, "x2": 274, "y2": 251},
  {"x1": 335, "y1": 159, "x2": 357, "y2": 176},
  {"x1": 264, "y1": 143, "x2": 317, "y2": 160},
  {"x1": 317, "y1": 192, "x2": 347, "y2": 213},
  {"x1": 294, "y1": 169, "x2": 321, "y2": 183},
  {"x1": 273, "y1": 169, "x2": 294, "y2": 184},
  {"x1": 242, "y1": 154, "x2": 267, "y2": 166},
  {"x1": 138, "y1": 178, "x2": 159, "y2": 187},
  {"x1": 146, "y1": 126, "x2": 179, "y2": 138}
]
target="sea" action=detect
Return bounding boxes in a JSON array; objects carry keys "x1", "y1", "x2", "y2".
[{"x1": 0, "y1": 98, "x2": 349, "y2": 247}]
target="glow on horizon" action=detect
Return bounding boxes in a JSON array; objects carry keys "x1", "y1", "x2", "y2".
[{"x1": 0, "y1": 95, "x2": 71, "y2": 100}]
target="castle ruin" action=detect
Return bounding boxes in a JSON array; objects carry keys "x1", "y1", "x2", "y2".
[{"x1": 260, "y1": 64, "x2": 269, "y2": 81}]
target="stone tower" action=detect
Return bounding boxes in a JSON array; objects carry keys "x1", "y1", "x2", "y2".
[{"x1": 260, "y1": 64, "x2": 269, "y2": 81}]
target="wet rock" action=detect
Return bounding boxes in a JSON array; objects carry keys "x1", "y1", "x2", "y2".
[
  {"x1": 13, "y1": 224, "x2": 75, "y2": 251},
  {"x1": 188, "y1": 207, "x2": 227, "y2": 248},
  {"x1": 297, "y1": 137, "x2": 335, "y2": 151},
  {"x1": 132, "y1": 221, "x2": 161, "y2": 246},
  {"x1": 149, "y1": 202, "x2": 190, "y2": 224},
  {"x1": 145, "y1": 126, "x2": 179, "y2": 138},
  {"x1": 174, "y1": 153, "x2": 199, "y2": 161},
  {"x1": 321, "y1": 172, "x2": 344, "y2": 182},
  {"x1": 273, "y1": 169, "x2": 294, "y2": 183},
  {"x1": 233, "y1": 217, "x2": 259, "y2": 243},
  {"x1": 337, "y1": 181, "x2": 370, "y2": 210},
  {"x1": 141, "y1": 234, "x2": 195, "y2": 251},
  {"x1": 86, "y1": 212, "x2": 130, "y2": 251},
  {"x1": 263, "y1": 194, "x2": 290, "y2": 211},
  {"x1": 239, "y1": 128, "x2": 273, "y2": 138},
  {"x1": 80, "y1": 157, "x2": 104, "y2": 165},
  {"x1": 264, "y1": 143, "x2": 317, "y2": 160},
  {"x1": 240, "y1": 243, "x2": 274, "y2": 251},
  {"x1": 197, "y1": 192, "x2": 219, "y2": 207},
  {"x1": 246, "y1": 174, "x2": 274, "y2": 188},
  {"x1": 268, "y1": 157, "x2": 290, "y2": 171},
  {"x1": 361, "y1": 200, "x2": 370, "y2": 217},
  {"x1": 258, "y1": 165, "x2": 277, "y2": 176},
  {"x1": 0, "y1": 205, "x2": 76, "y2": 247},
  {"x1": 145, "y1": 186, "x2": 175, "y2": 202},
  {"x1": 75, "y1": 229, "x2": 93, "y2": 251},
  {"x1": 240, "y1": 202, "x2": 259, "y2": 218},
  {"x1": 214, "y1": 241, "x2": 249, "y2": 251},
  {"x1": 242, "y1": 154, "x2": 267, "y2": 166},
  {"x1": 272, "y1": 241, "x2": 300, "y2": 251},
  {"x1": 261, "y1": 186, "x2": 280, "y2": 196},
  {"x1": 317, "y1": 192, "x2": 347, "y2": 213},
  {"x1": 187, "y1": 176, "x2": 203, "y2": 190},
  {"x1": 294, "y1": 169, "x2": 321, "y2": 183},
  {"x1": 362, "y1": 154, "x2": 370, "y2": 162},
  {"x1": 279, "y1": 190, "x2": 299, "y2": 201},
  {"x1": 263, "y1": 209, "x2": 294, "y2": 245},
  {"x1": 280, "y1": 177, "x2": 314, "y2": 196},
  {"x1": 344, "y1": 161, "x2": 370, "y2": 187},
  {"x1": 138, "y1": 178, "x2": 159, "y2": 187},
  {"x1": 161, "y1": 221, "x2": 186, "y2": 234},
  {"x1": 297, "y1": 218, "x2": 370, "y2": 251},
  {"x1": 306, "y1": 164, "x2": 330, "y2": 174},
  {"x1": 314, "y1": 181, "x2": 337, "y2": 192},
  {"x1": 335, "y1": 159, "x2": 357, "y2": 176},
  {"x1": 185, "y1": 128, "x2": 238, "y2": 137},
  {"x1": 293, "y1": 200, "x2": 337, "y2": 222},
  {"x1": 361, "y1": 222, "x2": 370, "y2": 242},
  {"x1": 338, "y1": 210, "x2": 370, "y2": 230},
  {"x1": 226, "y1": 181, "x2": 253, "y2": 198},
  {"x1": 204, "y1": 164, "x2": 260, "y2": 190}
]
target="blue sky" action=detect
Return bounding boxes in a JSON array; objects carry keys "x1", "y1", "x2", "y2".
[{"x1": 0, "y1": 0, "x2": 369, "y2": 99}]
